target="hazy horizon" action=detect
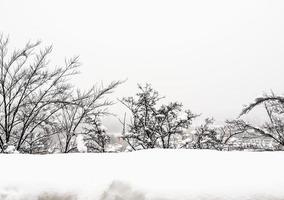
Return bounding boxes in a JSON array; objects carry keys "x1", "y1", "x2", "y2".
[{"x1": 2, "y1": 0, "x2": 284, "y2": 133}]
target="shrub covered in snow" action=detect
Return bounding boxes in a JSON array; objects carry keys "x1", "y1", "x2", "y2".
[
  {"x1": 4, "y1": 145, "x2": 19, "y2": 154},
  {"x1": 76, "y1": 134, "x2": 87, "y2": 153}
]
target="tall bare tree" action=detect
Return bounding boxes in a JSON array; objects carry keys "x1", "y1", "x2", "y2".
[{"x1": 0, "y1": 34, "x2": 79, "y2": 153}]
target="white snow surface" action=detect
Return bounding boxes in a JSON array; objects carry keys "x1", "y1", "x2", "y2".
[{"x1": 0, "y1": 149, "x2": 284, "y2": 200}]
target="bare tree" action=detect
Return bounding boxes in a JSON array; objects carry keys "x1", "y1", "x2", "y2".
[
  {"x1": 238, "y1": 92, "x2": 284, "y2": 149},
  {"x1": 0, "y1": 34, "x2": 79, "y2": 153},
  {"x1": 189, "y1": 118, "x2": 223, "y2": 150},
  {"x1": 179, "y1": 118, "x2": 255, "y2": 151},
  {"x1": 120, "y1": 84, "x2": 197, "y2": 150},
  {"x1": 53, "y1": 81, "x2": 121, "y2": 153},
  {"x1": 84, "y1": 117, "x2": 111, "y2": 153}
]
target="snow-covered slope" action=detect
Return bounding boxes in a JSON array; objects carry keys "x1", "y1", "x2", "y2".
[{"x1": 0, "y1": 149, "x2": 283, "y2": 200}]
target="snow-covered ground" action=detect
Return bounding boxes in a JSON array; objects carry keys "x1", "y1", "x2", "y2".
[{"x1": 0, "y1": 149, "x2": 283, "y2": 200}]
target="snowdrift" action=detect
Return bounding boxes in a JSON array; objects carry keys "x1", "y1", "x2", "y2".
[{"x1": 0, "y1": 149, "x2": 283, "y2": 200}]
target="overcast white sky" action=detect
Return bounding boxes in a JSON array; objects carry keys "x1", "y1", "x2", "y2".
[{"x1": 1, "y1": 0, "x2": 284, "y2": 132}]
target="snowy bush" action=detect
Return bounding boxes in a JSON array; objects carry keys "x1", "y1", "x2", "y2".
[
  {"x1": 84, "y1": 120, "x2": 112, "y2": 153},
  {"x1": 4, "y1": 145, "x2": 19, "y2": 154},
  {"x1": 76, "y1": 134, "x2": 87, "y2": 153}
]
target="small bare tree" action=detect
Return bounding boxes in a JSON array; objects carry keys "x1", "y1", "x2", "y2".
[
  {"x1": 189, "y1": 118, "x2": 222, "y2": 150},
  {"x1": 0, "y1": 34, "x2": 79, "y2": 153},
  {"x1": 84, "y1": 117, "x2": 111, "y2": 153},
  {"x1": 180, "y1": 118, "x2": 253, "y2": 151},
  {"x1": 120, "y1": 84, "x2": 197, "y2": 150}
]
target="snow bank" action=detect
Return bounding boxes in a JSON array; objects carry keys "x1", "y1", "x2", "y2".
[{"x1": 0, "y1": 149, "x2": 284, "y2": 200}]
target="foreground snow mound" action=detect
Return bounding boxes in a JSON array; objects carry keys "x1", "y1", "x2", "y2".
[{"x1": 0, "y1": 149, "x2": 284, "y2": 200}]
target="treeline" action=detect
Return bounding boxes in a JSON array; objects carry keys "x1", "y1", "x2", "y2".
[
  {"x1": 0, "y1": 35, "x2": 283, "y2": 154},
  {"x1": 118, "y1": 85, "x2": 284, "y2": 152}
]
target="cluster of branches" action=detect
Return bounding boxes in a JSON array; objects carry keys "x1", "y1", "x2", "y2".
[{"x1": 0, "y1": 34, "x2": 121, "y2": 153}]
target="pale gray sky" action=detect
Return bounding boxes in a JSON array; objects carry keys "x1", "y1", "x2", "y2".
[{"x1": 1, "y1": 0, "x2": 284, "y2": 132}]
